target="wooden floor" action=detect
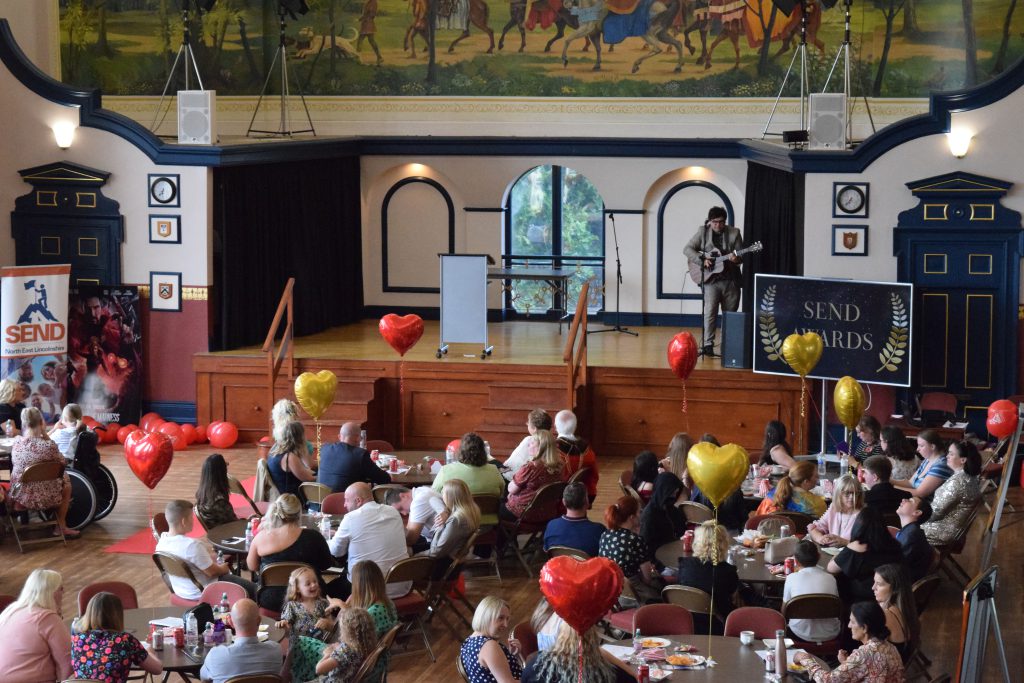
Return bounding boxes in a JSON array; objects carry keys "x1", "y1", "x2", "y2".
[
  {"x1": 2, "y1": 443, "x2": 1020, "y2": 681},
  {"x1": 216, "y1": 318, "x2": 726, "y2": 371}
]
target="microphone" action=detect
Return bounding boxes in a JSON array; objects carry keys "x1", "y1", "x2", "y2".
[{"x1": 608, "y1": 212, "x2": 615, "y2": 220}]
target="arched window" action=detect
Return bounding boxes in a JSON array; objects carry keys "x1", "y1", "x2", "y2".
[{"x1": 503, "y1": 165, "x2": 604, "y2": 316}]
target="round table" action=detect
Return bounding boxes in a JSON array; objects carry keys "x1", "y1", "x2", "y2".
[
  {"x1": 206, "y1": 514, "x2": 334, "y2": 555},
  {"x1": 655, "y1": 541, "x2": 835, "y2": 584}
]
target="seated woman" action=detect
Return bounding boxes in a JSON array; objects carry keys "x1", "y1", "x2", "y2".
[
  {"x1": 691, "y1": 486, "x2": 747, "y2": 532},
  {"x1": 853, "y1": 415, "x2": 884, "y2": 463},
  {"x1": 659, "y1": 432, "x2": 694, "y2": 490},
  {"x1": 521, "y1": 622, "x2": 623, "y2": 683},
  {"x1": 0, "y1": 569, "x2": 73, "y2": 683},
  {"x1": 758, "y1": 420, "x2": 798, "y2": 469},
  {"x1": 72, "y1": 592, "x2": 163, "y2": 683},
  {"x1": 460, "y1": 596, "x2": 523, "y2": 683},
  {"x1": 677, "y1": 521, "x2": 739, "y2": 634},
  {"x1": 630, "y1": 450, "x2": 660, "y2": 502},
  {"x1": 871, "y1": 563, "x2": 919, "y2": 662},
  {"x1": 47, "y1": 402, "x2": 86, "y2": 460},
  {"x1": 922, "y1": 439, "x2": 982, "y2": 546},
  {"x1": 502, "y1": 429, "x2": 563, "y2": 520},
  {"x1": 529, "y1": 597, "x2": 564, "y2": 652},
  {"x1": 194, "y1": 453, "x2": 239, "y2": 530},
  {"x1": 891, "y1": 429, "x2": 952, "y2": 500},
  {"x1": 828, "y1": 507, "x2": 903, "y2": 602},
  {"x1": 808, "y1": 474, "x2": 864, "y2": 547},
  {"x1": 10, "y1": 407, "x2": 80, "y2": 538},
  {"x1": 421, "y1": 479, "x2": 481, "y2": 579},
  {"x1": 795, "y1": 601, "x2": 904, "y2": 682},
  {"x1": 247, "y1": 493, "x2": 338, "y2": 611},
  {"x1": 316, "y1": 607, "x2": 378, "y2": 683},
  {"x1": 755, "y1": 461, "x2": 826, "y2": 518},
  {"x1": 0, "y1": 378, "x2": 27, "y2": 432},
  {"x1": 433, "y1": 432, "x2": 506, "y2": 525},
  {"x1": 599, "y1": 496, "x2": 663, "y2": 604},
  {"x1": 880, "y1": 426, "x2": 919, "y2": 483},
  {"x1": 639, "y1": 472, "x2": 687, "y2": 553},
  {"x1": 267, "y1": 421, "x2": 316, "y2": 497}
]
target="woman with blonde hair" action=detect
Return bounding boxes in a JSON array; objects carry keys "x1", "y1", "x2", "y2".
[
  {"x1": 756, "y1": 460, "x2": 826, "y2": 517},
  {"x1": 426, "y1": 479, "x2": 481, "y2": 564},
  {"x1": 0, "y1": 569, "x2": 73, "y2": 683},
  {"x1": 521, "y1": 622, "x2": 617, "y2": 683},
  {"x1": 48, "y1": 402, "x2": 86, "y2": 459},
  {"x1": 502, "y1": 429, "x2": 563, "y2": 520},
  {"x1": 0, "y1": 377, "x2": 27, "y2": 431},
  {"x1": 808, "y1": 474, "x2": 864, "y2": 547},
  {"x1": 677, "y1": 521, "x2": 739, "y2": 633},
  {"x1": 460, "y1": 596, "x2": 523, "y2": 682},
  {"x1": 272, "y1": 398, "x2": 300, "y2": 443},
  {"x1": 247, "y1": 493, "x2": 337, "y2": 611},
  {"x1": 267, "y1": 420, "x2": 315, "y2": 496},
  {"x1": 660, "y1": 432, "x2": 694, "y2": 490},
  {"x1": 72, "y1": 592, "x2": 163, "y2": 683},
  {"x1": 10, "y1": 407, "x2": 80, "y2": 537}
]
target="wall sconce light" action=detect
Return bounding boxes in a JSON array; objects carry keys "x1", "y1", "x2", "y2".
[
  {"x1": 947, "y1": 128, "x2": 972, "y2": 158},
  {"x1": 53, "y1": 122, "x2": 76, "y2": 149}
]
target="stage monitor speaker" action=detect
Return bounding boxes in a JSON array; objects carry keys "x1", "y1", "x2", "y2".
[
  {"x1": 721, "y1": 311, "x2": 752, "y2": 369},
  {"x1": 177, "y1": 90, "x2": 216, "y2": 145},
  {"x1": 808, "y1": 93, "x2": 846, "y2": 150}
]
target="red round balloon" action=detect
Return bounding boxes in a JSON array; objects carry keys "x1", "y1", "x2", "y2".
[
  {"x1": 139, "y1": 412, "x2": 163, "y2": 432},
  {"x1": 124, "y1": 431, "x2": 173, "y2": 489},
  {"x1": 209, "y1": 422, "x2": 239, "y2": 449},
  {"x1": 116, "y1": 425, "x2": 137, "y2": 444},
  {"x1": 378, "y1": 313, "x2": 425, "y2": 357},
  {"x1": 194, "y1": 425, "x2": 208, "y2": 444},
  {"x1": 83, "y1": 416, "x2": 99, "y2": 428},
  {"x1": 667, "y1": 331, "x2": 699, "y2": 381},
  {"x1": 987, "y1": 399, "x2": 1019, "y2": 439},
  {"x1": 180, "y1": 424, "x2": 197, "y2": 445},
  {"x1": 101, "y1": 422, "x2": 121, "y2": 444},
  {"x1": 539, "y1": 556, "x2": 624, "y2": 634}
]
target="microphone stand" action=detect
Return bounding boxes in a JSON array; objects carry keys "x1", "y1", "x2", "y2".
[{"x1": 589, "y1": 212, "x2": 638, "y2": 337}]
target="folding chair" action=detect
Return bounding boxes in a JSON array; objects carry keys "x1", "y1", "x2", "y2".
[
  {"x1": 365, "y1": 439, "x2": 394, "y2": 453},
  {"x1": 150, "y1": 512, "x2": 169, "y2": 541},
  {"x1": 499, "y1": 481, "x2": 567, "y2": 577},
  {"x1": 223, "y1": 675, "x2": 283, "y2": 683},
  {"x1": 463, "y1": 494, "x2": 502, "y2": 583},
  {"x1": 200, "y1": 581, "x2": 248, "y2": 609},
  {"x1": 6, "y1": 461, "x2": 67, "y2": 552},
  {"x1": 932, "y1": 502, "x2": 981, "y2": 586},
  {"x1": 228, "y1": 474, "x2": 268, "y2": 517},
  {"x1": 661, "y1": 585, "x2": 720, "y2": 634},
  {"x1": 385, "y1": 556, "x2": 437, "y2": 662},
  {"x1": 618, "y1": 470, "x2": 642, "y2": 506},
  {"x1": 781, "y1": 593, "x2": 844, "y2": 659},
  {"x1": 426, "y1": 530, "x2": 481, "y2": 638},
  {"x1": 77, "y1": 581, "x2": 138, "y2": 615},
  {"x1": 257, "y1": 561, "x2": 313, "y2": 619},
  {"x1": 634, "y1": 603, "x2": 694, "y2": 635},
  {"x1": 321, "y1": 492, "x2": 347, "y2": 515},
  {"x1": 372, "y1": 484, "x2": 407, "y2": 505},
  {"x1": 547, "y1": 545, "x2": 589, "y2": 560},
  {"x1": 355, "y1": 622, "x2": 402, "y2": 683},
  {"x1": 152, "y1": 552, "x2": 204, "y2": 608},
  {"x1": 912, "y1": 574, "x2": 942, "y2": 616},
  {"x1": 298, "y1": 482, "x2": 332, "y2": 511},
  {"x1": 723, "y1": 606, "x2": 786, "y2": 639},
  {"x1": 678, "y1": 501, "x2": 714, "y2": 525},
  {"x1": 567, "y1": 466, "x2": 592, "y2": 486},
  {"x1": 511, "y1": 621, "x2": 538, "y2": 661}
]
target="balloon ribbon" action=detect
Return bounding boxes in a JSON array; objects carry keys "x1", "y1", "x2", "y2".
[{"x1": 314, "y1": 419, "x2": 322, "y2": 466}]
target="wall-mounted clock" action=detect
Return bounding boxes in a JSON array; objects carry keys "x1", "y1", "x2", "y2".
[
  {"x1": 833, "y1": 182, "x2": 869, "y2": 218},
  {"x1": 148, "y1": 174, "x2": 180, "y2": 208}
]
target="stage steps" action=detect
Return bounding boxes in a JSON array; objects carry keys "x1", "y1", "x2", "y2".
[{"x1": 474, "y1": 381, "x2": 575, "y2": 456}]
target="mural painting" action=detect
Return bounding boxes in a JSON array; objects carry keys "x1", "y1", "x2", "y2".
[{"x1": 58, "y1": 0, "x2": 1023, "y2": 98}]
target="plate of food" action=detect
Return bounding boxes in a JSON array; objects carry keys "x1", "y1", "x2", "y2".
[
  {"x1": 663, "y1": 654, "x2": 706, "y2": 669},
  {"x1": 674, "y1": 643, "x2": 698, "y2": 653},
  {"x1": 639, "y1": 637, "x2": 671, "y2": 649}
]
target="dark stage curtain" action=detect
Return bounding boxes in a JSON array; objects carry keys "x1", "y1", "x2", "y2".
[
  {"x1": 741, "y1": 162, "x2": 804, "y2": 312},
  {"x1": 212, "y1": 156, "x2": 363, "y2": 350}
]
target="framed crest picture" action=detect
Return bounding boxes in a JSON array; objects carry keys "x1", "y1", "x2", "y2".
[
  {"x1": 149, "y1": 215, "x2": 180, "y2": 243},
  {"x1": 150, "y1": 271, "x2": 182, "y2": 312},
  {"x1": 832, "y1": 225, "x2": 868, "y2": 256}
]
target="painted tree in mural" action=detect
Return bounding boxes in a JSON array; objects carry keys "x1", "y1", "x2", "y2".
[
  {"x1": 871, "y1": 0, "x2": 905, "y2": 96},
  {"x1": 992, "y1": 0, "x2": 1019, "y2": 75},
  {"x1": 962, "y1": 0, "x2": 977, "y2": 86},
  {"x1": 62, "y1": 0, "x2": 95, "y2": 81}
]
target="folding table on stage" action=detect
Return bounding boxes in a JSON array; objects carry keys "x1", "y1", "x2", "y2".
[{"x1": 486, "y1": 266, "x2": 573, "y2": 334}]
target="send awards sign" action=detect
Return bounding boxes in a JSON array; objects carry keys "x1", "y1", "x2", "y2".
[{"x1": 753, "y1": 275, "x2": 913, "y2": 387}]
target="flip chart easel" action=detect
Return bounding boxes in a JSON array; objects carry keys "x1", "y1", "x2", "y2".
[{"x1": 437, "y1": 254, "x2": 493, "y2": 360}]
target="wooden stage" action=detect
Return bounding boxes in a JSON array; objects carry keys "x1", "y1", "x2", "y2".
[{"x1": 194, "y1": 319, "x2": 805, "y2": 456}]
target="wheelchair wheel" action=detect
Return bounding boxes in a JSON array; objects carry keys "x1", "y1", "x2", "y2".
[
  {"x1": 90, "y1": 463, "x2": 118, "y2": 521},
  {"x1": 65, "y1": 469, "x2": 98, "y2": 531}
]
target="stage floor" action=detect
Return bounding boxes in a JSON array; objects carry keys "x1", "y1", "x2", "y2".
[{"x1": 216, "y1": 318, "x2": 729, "y2": 370}]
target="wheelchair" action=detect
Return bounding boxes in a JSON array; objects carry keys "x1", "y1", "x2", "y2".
[{"x1": 63, "y1": 429, "x2": 118, "y2": 530}]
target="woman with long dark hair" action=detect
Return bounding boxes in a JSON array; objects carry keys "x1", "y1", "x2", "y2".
[
  {"x1": 195, "y1": 453, "x2": 239, "y2": 529},
  {"x1": 630, "y1": 450, "x2": 660, "y2": 502},
  {"x1": 880, "y1": 425, "x2": 918, "y2": 482},
  {"x1": 827, "y1": 507, "x2": 903, "y2": 602},
  {"x1": 872, "y1": 563, "x2": 919, "y2": 661},
  {"x1": 758, "y1": 420, "x2": 797, "y2": 468},
  {"x1": 639, "y1": 472, "x2": 687, "y2": 552},
  {"x1": 921, "y1": 440, "x2": 982, "y2": 545}
]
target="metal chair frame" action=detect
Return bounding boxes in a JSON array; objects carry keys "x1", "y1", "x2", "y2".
[
  {"x1": 6, "y1": 460, "x2": 67, "y2": 552},
  {"x1": 499, "y1": 481, "x2": 567, "y2": 577},
  {"x1": 228, "y1": 474, "x2": 266, "y2": 517}
]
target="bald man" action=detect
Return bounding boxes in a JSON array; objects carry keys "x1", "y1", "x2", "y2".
[
  {"x1": 328, "y1": 482, "x2": 411, "y2": 598},
  {"x1": 318, "y1": 421, "x2": 392, "y2": 493},
  {"x1": 200, "y1": 599, "x2": 283, "y2": 683}
]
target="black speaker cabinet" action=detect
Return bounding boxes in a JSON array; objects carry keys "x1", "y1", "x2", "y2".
[{"x1": 721, "y1": 311, "x2": 752, "y2": 369}]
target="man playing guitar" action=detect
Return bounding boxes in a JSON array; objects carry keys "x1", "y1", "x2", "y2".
[{"x1": 683, "y1": 206, "x2": 744, "y2": 357}]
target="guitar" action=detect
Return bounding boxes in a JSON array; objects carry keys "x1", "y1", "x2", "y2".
[{"x1": 688, "y1": 241, "x2": 763, "y2": 284}]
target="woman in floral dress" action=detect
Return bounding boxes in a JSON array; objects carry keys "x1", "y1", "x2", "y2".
[{"x1": 10, "y1": 407, "x2": 79, "y2": 537}]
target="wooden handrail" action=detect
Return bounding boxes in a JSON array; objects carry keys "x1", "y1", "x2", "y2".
[
  {"x1": 562, "y1": 281, "x2": 589, "y2": 409},
  {"x1": 263, "y1": 278, "x2": 296, "y2": 430}
]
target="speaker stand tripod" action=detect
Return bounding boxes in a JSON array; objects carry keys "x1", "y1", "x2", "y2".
[
  {"x1": 247, "y1": 6, "x2": 316, "y2": 137},
  {"x1": 761, "y1": 0, "x2": 810, "y2": 140},
  {"x1": 150, "y1": 1, "x2": 206, "y2": 135},
  {"x1": 821, "y1": 0, "x2": 876, "y2": 143},
  {"x1": 589, "y1": 213, "x2": 637, "y2": 337}
]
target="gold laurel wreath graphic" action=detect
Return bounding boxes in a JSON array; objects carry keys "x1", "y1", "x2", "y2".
[
  {"x1": 759, "y1": 284, "x2": 782, "y2": 361},
  {"x1": 876, "y1": 293, "x2": 909, "y2": 373}
]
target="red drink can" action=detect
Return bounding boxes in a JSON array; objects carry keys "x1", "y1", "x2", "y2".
[
  {"x1": 251, "y1": 517, "x2": 260, "y2": 535},
  {"x1": 682, "y1": 530, "x2": 694, "y2": 553},
  {"x1": 371, "y1": 449, "x2": 380, "y2": 461},
  {"x1": 784, "y1": 558, "x2": 794, "y2": 575},
  {"x1": 173, "y1": 627, "x2": 184, "y2": 648},
  {"x1": 389, "y1": 458, "x2": 398, "y2": 472},
  {"x1": 636, "y1": 663, "x2": 650, "y2": 683}
]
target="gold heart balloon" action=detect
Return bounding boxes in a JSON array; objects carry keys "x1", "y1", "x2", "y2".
[
  {"x1": 834, "y1": 375, "x2": 866, "y2": 430},
  {"x1": 294, "y1": 370, "x2": 338, "y2": 420},
  {"x1": 781, "y1": 332, "x2": 823, "y2": 378},
  {"x1": 686, "y1": 442, "x2": 749, "y2": 508}
]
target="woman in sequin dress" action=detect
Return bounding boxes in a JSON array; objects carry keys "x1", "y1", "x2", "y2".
[{"x1": 922, "y1": 440, "x2": 982, "y2": 546}]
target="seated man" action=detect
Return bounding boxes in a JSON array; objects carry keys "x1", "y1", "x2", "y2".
[
  {"x1": 895, "y1": 495, "x2": 935, "y2": 582},
  {"x1": 543, "y1": 482, "x2": 606, "y2": 558},
  {"x1": 782, "y1": 540, "x2": 841, "y2": 642},
  {"x1": 329, "y1": 482, "x2": 411, "y2": 598},
  {"x1": 385, "y1": 485, "x2": 447, "y2": 553},
  {"x1": 862, "y1": 455, "x2": 911, "y2": 515},
  {"x1": 554, "y1": 409, "x2": 599, "y2": 503},
  {"x1": 200, "y1": 598, "x2": 283, "y2": 683},
  {"x1": 154, "y1": 500, "x2": 256, "y2": 601},
  {"x1": 318, "y1": 421, "x2": 392, "y2": 493},
  {"x1": 503, "y1": 408, "x2": 552, "y2": 478}
]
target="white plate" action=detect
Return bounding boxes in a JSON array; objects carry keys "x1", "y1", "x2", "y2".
[
  {"x1": 638, "y1": 637, "x2": 671, "y2": 649},
  {"x1": 762, "y1": 638, "x2": 795, "y2": 648},
  {"x1": 663, "y1": 654, "x2": 706, "y2": 669}
]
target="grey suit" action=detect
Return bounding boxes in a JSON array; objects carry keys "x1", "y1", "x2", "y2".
[
  {"x1": 199, "y1": 636, "x2": 283, "y2": 683},
  {"x1": 683, "y1": 223, "x2": 744, "y2": 349}
]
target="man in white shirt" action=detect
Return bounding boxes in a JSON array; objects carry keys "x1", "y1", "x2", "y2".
[
  {"x1": 384, "y1": 485, "x2": 447, "y2": 552},
  {"x1": 502, "y1": 408, "x2": 552, "y2": 477},
  {"x1": 155, "y1": 500, "x2": 256, "y2": 601},
  {"x1": 782, "y1": 540, "x2": 840, "y2": 642},
  {"x1": 329, "y1": 482, "x2": 411, "y2": 598},
  {"x1": 200, "y1": 599, "x2": 283, "y2": 683}
]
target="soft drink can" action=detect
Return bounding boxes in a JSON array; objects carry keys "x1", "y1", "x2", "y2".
[
  {"x1": 173, "y1": 627, "x2": 184, "y2": 648},
  {"x1": 636, "y1": 664, "x2": 650, "y2": 683},
  {"x1": 784, "y1": 558, "x2": 794, "y2": 575},
  {"x1": 389, "y1": 458, "x2": 398, "y2": 472},
  {"x1": 251, "y1": 517, "x2": 260, "y2": 535},
  {"x1": 682, "y1": 530, "x2": 694, "y2": 553},
  {"x1": 151, "y1": 630, "x2": 164, "y2": 650},
  {"x1": 371, "y1": 449, "x2": 380, "y2": 461}
]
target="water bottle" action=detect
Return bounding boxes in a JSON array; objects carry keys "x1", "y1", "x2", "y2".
[
  {"x1": 244, "y1": 519, "x2": 254, "y2": 550},
  {"x1": 632, "y1": 628, "x2": 642, "y2": 660},
  {"x1": 359, "y1": 429, "x2": 367, "y2": 450},
  {"x1": 320, "y1": 513, "x2": 332, "y2": 540},
  {"x1": 203, "y1": 622, "x2": 215, "y2": 647},
  {"x1": 816, "y1": 453, "x2": 825, "y2": 477},
  {"x1": 184, "y1": 613, "x2": 199, "y2": 648},
  {"x1": 484, "y1": 441, "x2": 492, "y2": 460},
  {"x1": 219, "y1": 592, "x2": 230, "y2": 620},
  {"x1": 774, "y1": 628, "x2": 788, "y2": 678},
  {"x1": 839, "y1": 453, "x2": 849, "y2": 475}
]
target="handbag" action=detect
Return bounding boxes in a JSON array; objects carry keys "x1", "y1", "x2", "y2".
[{"x1": 764, "y1": 536, "x2": 798, "y2": 564}]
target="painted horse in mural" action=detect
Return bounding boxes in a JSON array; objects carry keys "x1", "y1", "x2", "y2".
[
  {"x1": 561, "y1": 0, "x2": 684, "y2": 73},
  {"x1": 439, "y1": 0, "x2": 497, "y2": 53},
  {"x1": 404, "y1": 0, "x2": 431, "y2": 57},
  {"x1": 498, "y1": 0, "x2": 595, "y2": 53},
  {"x1": 773, "y1": 0, "x2": 826, "y2": 58},
  {"x1": 679, "y1": 0, "x2": 746, "y2": 70}
]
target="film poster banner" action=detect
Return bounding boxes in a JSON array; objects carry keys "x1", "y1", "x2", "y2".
[
  {"x1": 753, "y1": 275, "x2": 913, "y2": 387},
  {"x1": 1, "y1": 265, "x2": 72, "y2": 422},
  {"x1": 67, "y1": 285, "x2": 143, "y2": 427}
]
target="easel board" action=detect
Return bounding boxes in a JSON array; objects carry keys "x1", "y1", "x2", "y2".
[{"x1": 439, "y1": 254, "x2": 488, "y2": 346}]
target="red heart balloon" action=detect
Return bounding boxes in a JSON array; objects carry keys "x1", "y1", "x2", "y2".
[
  {"x1": 539, "y1": 556, "x2": 623, "y2": 634},
  {"x1": 124, "y1": 431, "x2": 173, "y2": 490},
  {"x1": 667, "y1": 331, "x2": 698, "y2": 381},
  {"x1": 378, "y1": 314, "x2": 425, "y2": 357},
  {"x1": 987, "y1": 399, "x2": 1019, "y2": 439}
]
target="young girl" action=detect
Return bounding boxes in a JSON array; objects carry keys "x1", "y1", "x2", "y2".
[
  {"x1": 278, "y1": 566, "x2": 342, "y2": 682},
  {"x1": 48, "y1": 402, "x2": 86, "y2": 460},
  {"x1": 316, "y1": 607, "x2": 378, "y2": 683}
]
